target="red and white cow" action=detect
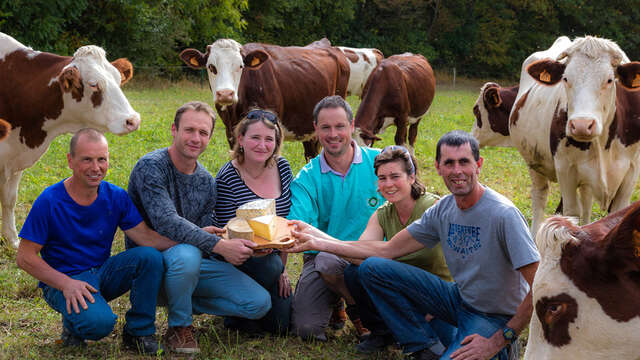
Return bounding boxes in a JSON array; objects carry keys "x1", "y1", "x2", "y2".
[
  {"x1": 0, "y1": 32, "x2": 140, "y2": 248},
  {"x1": 337, "y1": 46, "x2": 383, "y2": 97},
  {"x1": 509, "y1": 36, "x2": 640, "y2": 236},
  {"x1": 353, "y1": 53, "x2": 435, "y2": 149},
  {"x1": 471, "y1": 82, "x2": 519, "y2": 147},
  {"x1": 180, "y1": 39, "x2": 350, "y2": 159},
  {"x1": 524, "y1": 203, "x2": 640, "y2": 359},
  {"x1": 0, "y1": 119, "x2": 9, "y2": 142}
]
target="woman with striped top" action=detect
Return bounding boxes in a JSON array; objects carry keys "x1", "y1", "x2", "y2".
[{"x1": 213, "y1": 109, "x2": 292, "y2": 335}]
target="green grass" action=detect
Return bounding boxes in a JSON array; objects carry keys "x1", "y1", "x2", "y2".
[{"x1": 2, "y1": 78, "x2": 638, "y2": 359}]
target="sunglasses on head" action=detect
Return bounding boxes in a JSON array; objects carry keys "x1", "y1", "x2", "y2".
[
  {"x1": 246, "y1": 109, "x2": 278, "y2": 124},
  {"x1": 381, "y1": 145, "x2": 415, "y2": 174}
]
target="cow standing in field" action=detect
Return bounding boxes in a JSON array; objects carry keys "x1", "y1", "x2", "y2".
[
  {"x1": 353, "y1": 53, "x2": 435, "y2": 150},
  {"x1": 179, "y1": 39, "x2": 350, "y2": 159},
  {"x1": 471, "y1": 82, "x2": 519, "y2": 147},
  {"x1": 337, "y1": 46, "x2": 383, "y2": 98},
  {"x1": 524, "y1": 203, "x2": 640, "y2": 359},
  {"x1": 509, "y1": 36, "x2": 640, "y2": 237},
  {"x1": 0, "y1": 32, "x2": 140, "y2": 248}
]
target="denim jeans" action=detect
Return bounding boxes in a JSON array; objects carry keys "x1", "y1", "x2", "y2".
[
  {"x1": 224, "y1": 253, "x2": 291, "y2": 334},
  {"x1": 42, "y1": 246, "x2": 163, "y2": 340},
  {"x1": 160, "y1": 244, "x2": 271, "y2": 327},
  {"x1": 359, "y1": 257, "x2": 510, "y2": 359}
]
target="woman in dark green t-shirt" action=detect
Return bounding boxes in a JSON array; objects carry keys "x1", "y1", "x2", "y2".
[{"x1": 344, "y1": 145, "x2": 453, "y2": 353}]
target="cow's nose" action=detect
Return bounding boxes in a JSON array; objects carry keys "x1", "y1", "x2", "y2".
[
  {"x1": 568, "y1": 118, "x2": 596, "y2": 139},
  {"x1": 216, "y1": 89, "x2": 235, "y2": 104},
  {"x1": 125, "y1": 114, "x2": 140, "y2": 132}
]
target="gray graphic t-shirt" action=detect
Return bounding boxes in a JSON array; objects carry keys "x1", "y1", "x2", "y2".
[{"x1": 407, "y1": 186, "x2": 539, "y2": 315}]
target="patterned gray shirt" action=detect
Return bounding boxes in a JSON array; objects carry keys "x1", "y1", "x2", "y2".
[{"x1": 125, "y1": 148, "x2": 219, "y2": 255}]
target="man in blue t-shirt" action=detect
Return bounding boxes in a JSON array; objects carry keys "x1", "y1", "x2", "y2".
[
  {"x1": 288, "y1": 131, "x2": 540, "y2": 360},
  {"x1": 16, "y1": 129, "x2": 176, "y2": 355}
]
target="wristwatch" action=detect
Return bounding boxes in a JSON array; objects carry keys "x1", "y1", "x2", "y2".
[{"x1": 502, "y1": 327, "x2": 517, "y2": 343}]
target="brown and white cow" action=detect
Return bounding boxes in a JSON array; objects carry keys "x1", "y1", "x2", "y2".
[
  {"x1": 524, "y1": 202, "x2": 640, "y2": 359},
  {"x1": 179, "y1": 39, "x2": 350, "y2": 159},
  {"x1": 0, "y1": 32, "x2": 139, "y2": 248},
  {"x1": 509, "y1": 36, "x2": 640, "y2": 236},
  {"x1": 337, "y1": 46, "x2": 383, "y2": 97},
  {"x1": 353, "y1": 53, "x2": 435, "y2": 149},
  {"x1": 0, "y1": 119, "x2": 9, "y2": 142},
  {"x1": 471, "y1": 82, "x2": 519, "y2": 147}
]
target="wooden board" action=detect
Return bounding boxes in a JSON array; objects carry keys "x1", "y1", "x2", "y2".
[{"x1": 224, "y1": 216, "x2": 295, "y2": 250}]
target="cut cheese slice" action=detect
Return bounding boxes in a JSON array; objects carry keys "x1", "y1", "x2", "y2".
[
  {"x1": 248, "y1": 215, "x2": 277, "y2": 241},
  {"x1": 227, "y1": 217, "x2": 254, "y2": 241},
  {"x1": 236, "y1": 199, "x2": 276, "y2": 220}
]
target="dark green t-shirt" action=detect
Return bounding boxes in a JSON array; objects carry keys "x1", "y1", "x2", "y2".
[{"x1": 378, "y1": 192, "x2": 452, "y2": 282}]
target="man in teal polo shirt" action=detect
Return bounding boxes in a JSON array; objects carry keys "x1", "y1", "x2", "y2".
[{"x1": 289, "y1": 95, "x2": 384, "y2": 340}]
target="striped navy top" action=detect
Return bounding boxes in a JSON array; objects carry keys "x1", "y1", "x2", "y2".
[{"x1": 213, "y1": 157, "x2": 293, "y2": 228}]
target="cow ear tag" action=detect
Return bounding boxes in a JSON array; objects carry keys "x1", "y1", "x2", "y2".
[
  {"x1": 190, "y1": 57, "x2": 199, "y2": 67},
  {"x1": 540, "y1": 70, "x2": 551, "y2": 83},
  {"x1": 632, "y1": 73, "x2": 640, "y2": 88},
  {"x1": 251, "y1": 57, "x2": 261, "y2": 67}
]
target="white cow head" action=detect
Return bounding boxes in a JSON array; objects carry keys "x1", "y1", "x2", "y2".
[
  {"x1": 525, "y1": 36, "x2": 629, "y2": 142},
  {"x1": 58, "y1": 45, "x2": 140, "y2": 135},
  {"x1": 525, "y1": 205, "x2": 640, "y2": 360},
  {"x1": 180, "y1": 39, "x2": 268, "y2": 108}
]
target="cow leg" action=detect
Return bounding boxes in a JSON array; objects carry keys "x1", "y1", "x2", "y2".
[
  {"x1": 303, "y1": 139, "x2": 320, "y2": 162},
  {"x1": 556, "y1": 168, "x2": 580, "y2": 220},
  {"x1": 577, "y1": 185, "x2": 593, "y2": 225},
  {"x1": 393, "y1": 117, "x2": 408, "y2": 148},
  {"x1": 1, "y1": 170, "x2": 23, "y2": 248},
  {"x1": 608, "y1": 164, "x2": 639, "y2": 213},
  {"x1": 407, "y1": 118, "x2": 421, "y2": 155},
  {"x1": 529, "y1": 169, "x2": 550, "y2": 238}
]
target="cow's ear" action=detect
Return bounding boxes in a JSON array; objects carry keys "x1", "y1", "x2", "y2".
[
  {"x1": 616, "y1": 62, "x2": 640, "y2": 91},
  {"x1": 58, "y1": 66, "x2": 84, "y2": 102},
  {"x1": 483, "y1": 86, "x2": 502, "y2": 108},
  {"x1": 243, "y1": 50, "x2": 269, "y2": 69},
  {"x1": 111, "y1": 58, "x2": 134, "y2": 85},
  {"x1": 180, "y1": 48, "x2": 207, "y2": 69},
  {"x1": 527, "y1": 59, "x2": 565, "y2": 86},
  {"x1": 0, "y1": 118, "x2": 10, "y2": 142},
  {"x1": 601, "y1": 202, "x2": 640, "y2": 272}
]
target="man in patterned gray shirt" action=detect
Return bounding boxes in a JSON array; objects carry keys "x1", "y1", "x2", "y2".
[{"x1": 126, "y1": 101, "x2": 271, "y2": 354}]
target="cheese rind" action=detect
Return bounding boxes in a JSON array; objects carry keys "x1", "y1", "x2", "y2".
[
  {"x1": 248, "y1": 215, "x2": 277, "y2": 241},
  {"x1": 227, "y1": 217, "x2": 254, "y2": 241},
  {"x1": 236, "y1": 199, "x2": 276, "y2": 219}
]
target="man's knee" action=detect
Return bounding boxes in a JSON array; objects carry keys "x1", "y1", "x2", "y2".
[
  {"x1": 70, "y1": 307, "x2": 117, "y2": 340},
  {"x1": 131, "y1": 246, "x2": 163, "y2": 271},
  {"x1": 314, "y1": 252, "x2": 347, "y2": 275},
  {"x1": 163, "y1": 244, "x2": 202, "y2": 279},
  {"x1": 358, "y1": 256, "x2": 389, "y2": 282},
  {"x1": 239, "y1": 289, "x2": 271, "y2": 320}
]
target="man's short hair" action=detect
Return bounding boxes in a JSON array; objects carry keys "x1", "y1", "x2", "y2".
[
  {"x1": 69, "y1": 128, "x2": 107, "y2": 157},
  {"x1": 174, "y1": 101, "x2": 216, "y2": 134},
  {"x1": 435, "y1": 130, "x2": 480, "y2": 163},
  {"x1": 312, "y1": 95, "x2": 353, "y2": 124}
]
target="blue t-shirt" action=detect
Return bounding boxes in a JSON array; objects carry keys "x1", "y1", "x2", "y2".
[{"x1": 19, "y1": 180, "x2": 143, "y2": 283}]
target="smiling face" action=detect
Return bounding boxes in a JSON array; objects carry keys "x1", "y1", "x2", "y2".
[
  {"x1": 376, "y1": 160, "x2": 415, "y2": 204},
  {"x1": 67, "y1": 134, "x2": 109, "y2": 190},
  {"x1": 314, "y1": 106, "x2": 354, "y2": 158},
  {"x1": 171, "y1": 109, "x2": 213, "y2": 162},
  {"x1": 238, "y1": 120, "x2": 277, "y2": 165},
  {"x1": 435, "y1": 142, "x2": 483, "y2": 197}
]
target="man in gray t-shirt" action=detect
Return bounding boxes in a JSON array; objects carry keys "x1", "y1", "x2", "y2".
[{"x1": 286, "y1": 130, "x2": 539, "y2": 360}]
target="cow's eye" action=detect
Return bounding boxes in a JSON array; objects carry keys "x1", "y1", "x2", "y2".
[
  {"x1": 208, "y1": 64, "x2": 217, "y2": 75},
  {"x1": 607, "y1": 78, "x2": 613, "y2": 84},
  {"x1": 563, "y1": 77, "x2": 568, "y2": 82},
  {"x1": 88, "y1": 81, "x2": 99, "y2": 91}
]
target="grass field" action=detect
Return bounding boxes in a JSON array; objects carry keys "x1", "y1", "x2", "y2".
[{"x1": 1, "y1": 77, "x2": 636, "y2": 359}]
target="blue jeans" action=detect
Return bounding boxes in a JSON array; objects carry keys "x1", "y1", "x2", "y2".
[
  {"x1": 42, "y1": 246, "x2": 163, "y2": 340},
  {"x1": 359, "y1": 257, "x2": 510, "y2": 359},
  {"x1": 161, "y1": 244, "x2": 271, "y2": 327}
]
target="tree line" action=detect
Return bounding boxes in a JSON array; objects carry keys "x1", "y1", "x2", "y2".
[{"x1": 2, "y1": 0, "x2": 638, "y2": 79}]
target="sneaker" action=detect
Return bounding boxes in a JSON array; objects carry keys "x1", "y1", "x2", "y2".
[
  {"x1": 328, "y1": 301, "x2": 347, "y2": 330},
  {"x1": 356, "y1": 333, "x2": 394, "y2": 354},
  {"x1": 351, "y1": 318, "x2": 371, "y2": 338},
  {"x1": 60, "y1": 326, "x2": 86, "y2": 347},
  {"x1": 164, "y1": 326, "x2": 200, "y2": 354},
  {"x1": 409, "y1": 348, "x2": 440, "y2": 360},
  {"x1": 122, "y1": 332, "x2": 165, "y2": 356}
]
